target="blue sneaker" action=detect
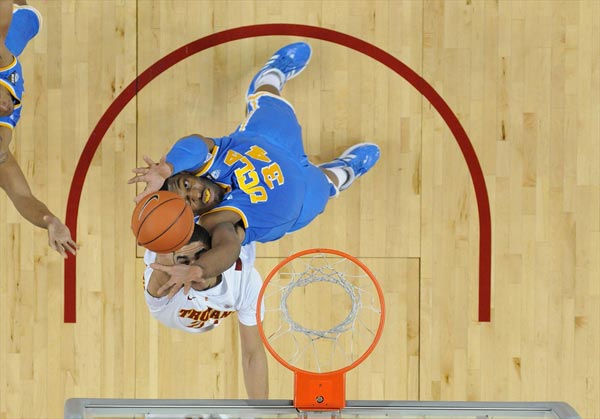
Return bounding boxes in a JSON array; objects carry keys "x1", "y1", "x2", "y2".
[
  {"x1": 6, "y1": 5, "x2": 42, "y2": 57},
  {"x1": 246, "y1": 42, "x2": 312, "y2": 98},
  {"x1": 319, "y1": 143, "x2": 381, "y2": 191}
]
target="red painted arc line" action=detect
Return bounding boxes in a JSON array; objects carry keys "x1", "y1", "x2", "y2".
[{"x1": 64, "y1": 23, "x2": 492, "y2": 323}]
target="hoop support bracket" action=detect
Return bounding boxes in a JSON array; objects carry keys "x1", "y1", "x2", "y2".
[{"x1": 294, "y1": 370, "x2": 346, "y2": 411}]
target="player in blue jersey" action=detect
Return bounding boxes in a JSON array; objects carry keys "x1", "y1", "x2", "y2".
[
  {"x1": 0, "y1": 0, "x2": 78, "y2": 257},
  {"x1": 130, "y1": 42, "x2": 379, "y2": 297}
]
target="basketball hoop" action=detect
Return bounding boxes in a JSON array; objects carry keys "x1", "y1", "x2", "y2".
[{"x1": 256, "y1": 248, "x2": 385, "y2": 411}]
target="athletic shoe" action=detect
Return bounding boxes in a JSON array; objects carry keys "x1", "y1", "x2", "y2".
[
  {"x1": 246, "y1": 42, "x2": 312, "y2": 97},
  {"x1": 319, "y1": 143, "x2": 381, "y2": 191}
]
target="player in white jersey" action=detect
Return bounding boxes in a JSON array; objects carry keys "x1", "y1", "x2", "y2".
[{"x1": 143, "y1": 224, "x2": 268, "y2": 399}]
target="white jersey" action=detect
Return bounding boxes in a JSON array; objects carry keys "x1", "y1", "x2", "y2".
[{"x1": 143, "y1": 243, "x2": 263, "y2": 333}]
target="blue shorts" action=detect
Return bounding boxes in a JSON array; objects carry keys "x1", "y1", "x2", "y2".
[{"x1": 237, "y1": 93, "x2": 331, "y2": 233}]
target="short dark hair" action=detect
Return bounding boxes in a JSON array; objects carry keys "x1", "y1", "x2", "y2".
[{"x1": 188, "y1": 224, "x2": 211, "y2": 247}]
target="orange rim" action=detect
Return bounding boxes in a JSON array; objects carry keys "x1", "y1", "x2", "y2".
[{"x1": 256, "y1": 248, "x2": 386, "y2": 376}]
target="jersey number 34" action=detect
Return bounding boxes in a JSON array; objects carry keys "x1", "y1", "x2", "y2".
[{"x1": 224, "y1": 145, "x2": 285, "y2": 203}]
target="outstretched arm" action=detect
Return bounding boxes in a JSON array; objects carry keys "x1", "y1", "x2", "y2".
[
  {"x1": 129, "y1": 134, "x2": 215, "y2": 203},
  {"x1": 239, "y1": 323, "x2": 269, "y2": 399},
  {"x1": 198, "y1": 217, "x2": 243, "y2": 278},
  {"x1": 154, "y1": 211, "x2": 244, "y2": 298},
  {"x1": 147, "y1": 251, "x2": 217, "y2": 298},
  {"x1": 0, "y1": 0, "x2": 13, "y2": 66},
  {"x1": 0, "y1": 0, "x2": 12, "y2": 37},
  {"x1": 0, "y1": 144, "x2": 78, "y2": 257}
]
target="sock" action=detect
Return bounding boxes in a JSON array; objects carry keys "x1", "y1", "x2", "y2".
[
  {"x1": 253, "y1": 69, "x2": 284, "y2": 92},
  {"x1": 323, "y1": 167, "x2": 350, "y2": 197},
  {"x1": 326, "y1": 167, "x2": 349, "y2": 187}
]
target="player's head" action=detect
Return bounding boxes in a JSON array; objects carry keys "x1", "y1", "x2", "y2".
[
  {"x1": 171, "y1": 224, "x2": 212, "y2": 265},
  {"x1": 162, "y1": 172, "x2": 225, "y2": 215},
  {"x1": 0, "y1": 85, "x2": 16, "y2": 117}
]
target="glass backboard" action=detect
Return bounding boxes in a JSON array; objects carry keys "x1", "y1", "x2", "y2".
[{"x1": 64, "y1": 399, "x2": 581, "y2": 419}]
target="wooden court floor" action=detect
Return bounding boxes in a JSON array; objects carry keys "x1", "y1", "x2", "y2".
[{"x1": 0, "y1": 1, "x2": 598, "y2": 418}]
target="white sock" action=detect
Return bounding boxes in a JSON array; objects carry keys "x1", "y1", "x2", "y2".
[
  {"x1": 325, "y1": 167, "x2": 349, "y2": 189},
  {"x1": 254, "y1": 69, "x2": 284, "y2": 92}
]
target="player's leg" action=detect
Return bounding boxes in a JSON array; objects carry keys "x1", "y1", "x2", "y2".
[
  {"x1": 5, "y1": 2, "x2": 42, "y2": 57},
  {"x1": 246, "y1": 42, "x2": 312, "y2": 100},
  {"x1": 319, "y1": 143, "x2": 381, "y2": 197},
  {"x1": 287, "y1": 164, "x2": 332, "y2": 234},
  {"x1": 288, "y1": 143, "x2": 381, "y2": 233},
  {"x1": 237, "y1": 42, "x2": 312, "y2": 156},
  {"x1": 237, "y1": 92, "x2": 308, "y2": 159},
  {"x1": 254, "y1": 84, "x2": 280, "y2": 96}
]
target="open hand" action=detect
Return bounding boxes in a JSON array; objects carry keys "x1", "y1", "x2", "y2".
[
  {"x1": 45, "y1": 216, "x2": 79, "y2": 258},
  {"x1": 128, "y1": 155, "x2": 173, "y2": 204},
  {"x1": 152, "y1": 262, "x2": 204, "y2": 299}
]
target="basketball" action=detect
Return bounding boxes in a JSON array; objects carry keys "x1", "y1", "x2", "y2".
[{"x1": 131, "y1": 191, "x2": 194, "y2": 253}]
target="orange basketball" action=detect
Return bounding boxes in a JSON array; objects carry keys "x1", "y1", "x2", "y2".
[{"x1": 131, "y1": 191, "x2": 194, "y2": 253}]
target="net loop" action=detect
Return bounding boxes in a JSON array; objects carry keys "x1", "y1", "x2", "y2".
[
  {"x1": 280, "y1": 262, "x2": 360, "y2": 339},
  {"x1": 259, "y1": 249, "x2": 385, "y2": 375}
]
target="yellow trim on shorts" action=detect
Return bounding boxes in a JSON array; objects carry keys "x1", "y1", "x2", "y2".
[
  {"x1": 0, "y1": 121, "x2": 14, "y2": 130},
  {"x1": 240, "y1": 92, "x2": 296, "y2": 132},
  {"x1": 246, "y1": 91, "x2": 296, "y2": 111}
]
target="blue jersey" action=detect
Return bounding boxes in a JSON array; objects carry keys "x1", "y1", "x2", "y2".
[
  {"x1": 168, "y1": 93, "x2": 332, "y2": 246},
  {"x1": 195, "y1": 133, "x2": 307, "y2": 244},
  {"x1": 0, "y1": 57, "x2": 24, "y2": 129}
]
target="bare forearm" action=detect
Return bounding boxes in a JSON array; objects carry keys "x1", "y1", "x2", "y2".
[
  {"x1": 196, "y1": 222, "x2": 242, "y2": 278},
  {"x1": 0, "y1": 0, "x2": 13, "y2": 40},
  {"x1": 1, "y1": 153, "x2": 77, "y2": 256},
  {"x1": 1, "y1": 153, "x2": 58, "y2": 230},
  {"x1": 147, "y1": 269, "x2": 171, "y2": 298},
  {"x1": 196, "y1": 241, "x2": 240, "y2": 279},
  {"x1": 11, "y1": 195, "x2": 57, "y2": 229},
  {"x1": 242, "y1": 350, "x2": 269, "y2": 399}
]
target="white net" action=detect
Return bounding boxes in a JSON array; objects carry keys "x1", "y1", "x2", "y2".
[{"x1": 260, "y1": 251, "x2": 384, "y2": 373}]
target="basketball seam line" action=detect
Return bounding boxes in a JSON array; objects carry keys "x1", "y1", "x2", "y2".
[{"x1": 139, "y1": 200, "x2": 190, "y2": 250}]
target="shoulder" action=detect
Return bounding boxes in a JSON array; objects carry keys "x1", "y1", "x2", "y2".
[
  {"x1": 239, "y1": 242, "x2": 256, "y2": 266},
  {"x1": 200, "y1": 209, "x2": 245, "y2": 236},
  {"x1": 238, "y1": 262, "x2": 263, "y2": 300},
  {"x1": 221, "y1": 260, "x2": 260, "y2": 298}
]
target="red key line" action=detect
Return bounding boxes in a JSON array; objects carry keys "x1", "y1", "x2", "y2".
[{"x1": 64, "y1": 24, "x2": 491, "y2": 323}]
